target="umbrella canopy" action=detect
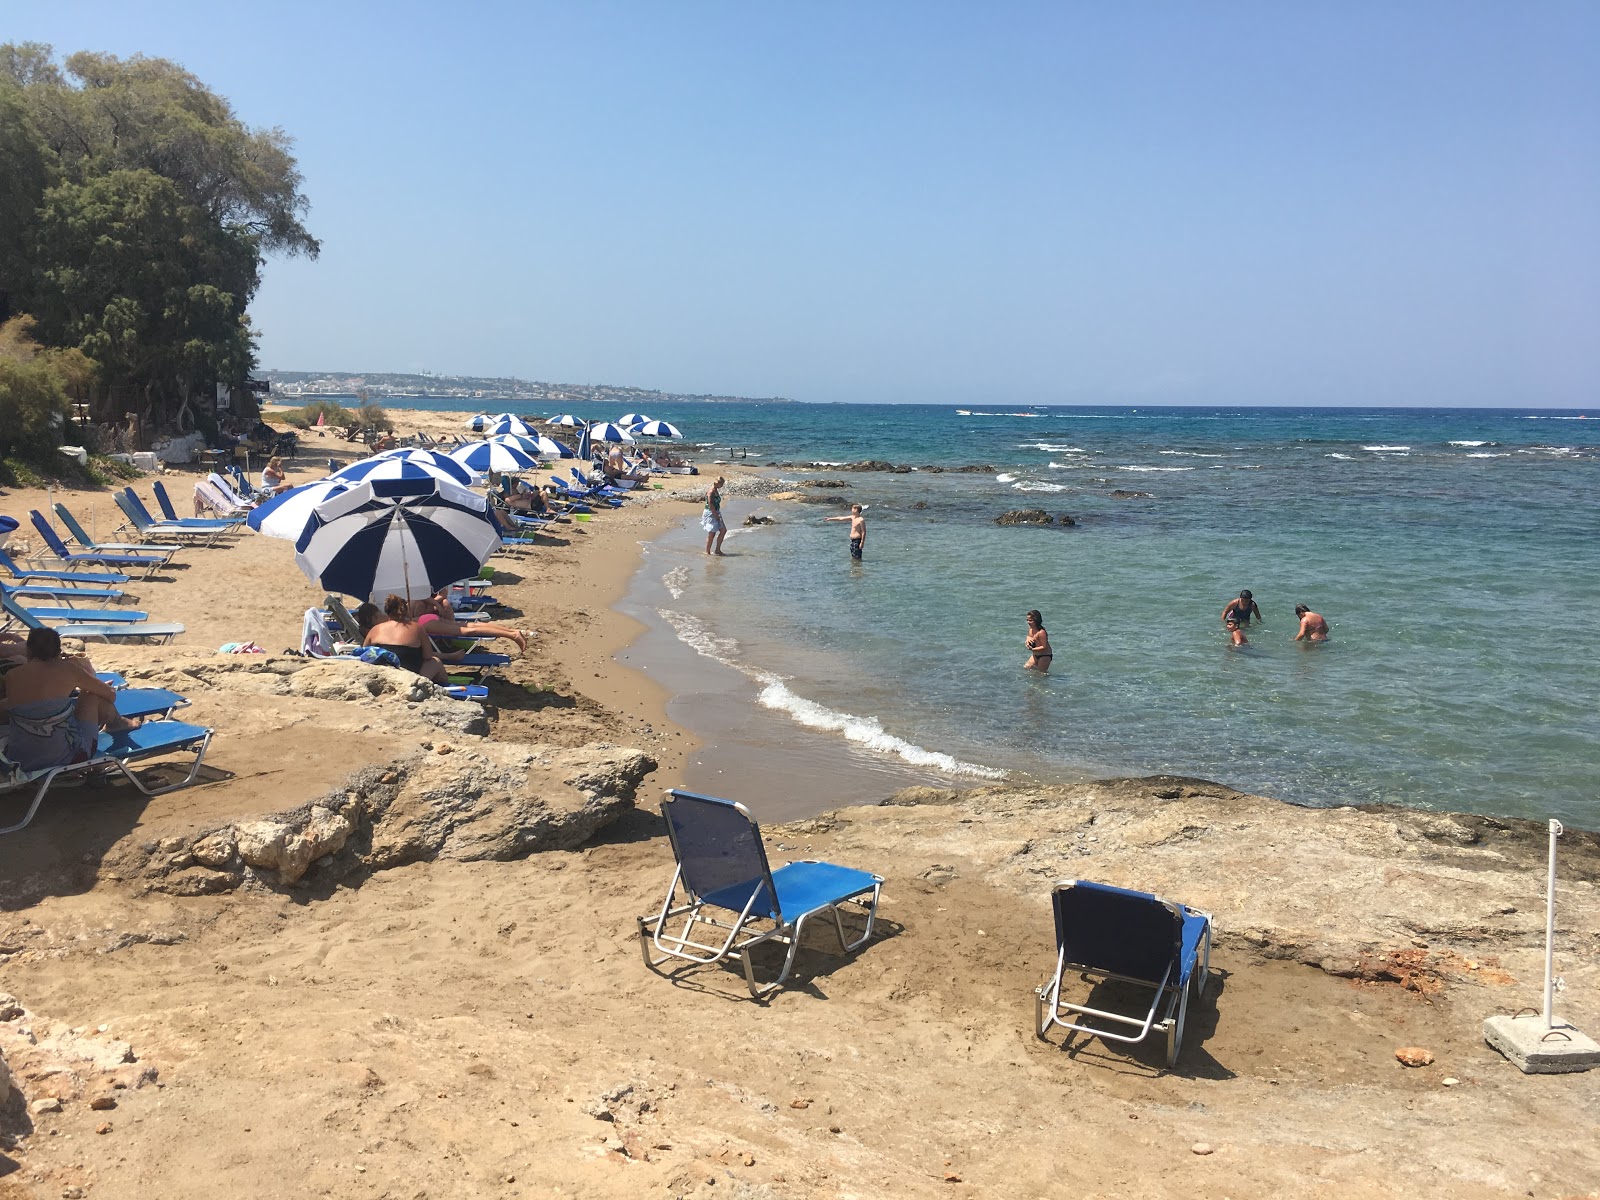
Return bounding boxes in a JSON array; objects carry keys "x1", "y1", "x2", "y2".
[
  {"x1": 586, "y1": 422, "x2": 636, "y2": 444},
  {"x1": 374, "y1": 447, "x2": 478, "y2": 475},
  {"x1": 330, "y1": 454, "x2": 473, "y2": 486},
  {"x1": 450, "y1": 439, "x2": 540, "y2": 476},
  {"x1": 294, "y1": 477, "x2": 502, "y2": 602},
  {"x1": 617, "y1": 413, "x2": 650, "y2": 429},
  {"x1": 486, "y1": 414, "x2": 534, "y2": 437},
  {"x1": 500, "y1": 433, "x2": 575, "y2": 459},
  {"x1": 632, "y1": 420, "x2": 682, "y2": 439},
  {"x1": 546, "y1": 414, "x2": 584, "y2": 428},
  {"x1": 467, "y1": 413, "x2": 490, "y2": 431},
  {"x1": 248, "y1": 478, "x2": 352, "y2": 540}
]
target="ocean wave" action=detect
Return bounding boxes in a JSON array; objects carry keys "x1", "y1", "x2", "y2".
[
  {"x1": 995, "y1": 472, "x2": 1017, "y2": 483},
  {"x1": 1047, "y1": 461, "x2": 1088, "y2": 470},
  {"x1": 1326, "y1": 452, "x2": 1354, "y2": 459},
  {"x1": 1448, "y1": 440, "x2": 1491, "y2": 447},
  {"x1": 1158, "y1": 450, "x2": 1225, "y2": 457},
  {"x1": 1362, "y1": 445, "x2": 1411, "y2": 452},
  {"x1": 1116, "y1": 465, "x2": 1194, "y2": 472},
  {"x1": 1466, "y1": 452, "x2": 1509, "y2": 458},
  {"x1": 1021, "y1": 443, "x2": 1088, "y2": 453},
  {"x1": 1014, "y1": 481, "x2": 1069, "y2": 492},
  {"x1": 662, "y1": 565, "x2": 690, "y2": 601},
  {"x1": 755, "y1": 678, "x2": 1006, "y2": 780},
  {"x1": 659, "y1": 609, "x2": 1005, "y2": 780}
]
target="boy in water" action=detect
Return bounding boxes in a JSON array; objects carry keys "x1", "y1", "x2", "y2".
[
  {"x1": 1294, "y1": 604, "x2": 1329, "y2": 641},
  {"x1": 824, "y1": 504, "x2": 867, "y2": 559},
  {"x1": 1225, "y1": 616, "x2": 1248, "y2": 646}
]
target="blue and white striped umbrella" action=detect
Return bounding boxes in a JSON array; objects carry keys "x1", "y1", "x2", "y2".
[
  {"x1": 586, "y1": 422, "x2": 636, "y2": 444},
  {"x1": 486, "y1": 414, "x2": 534, "y2": 437},
  {"x1": 247, "y1": 478, "x2": 352, "y2": 540},
  {"x1": 501, "y1": 433, "x2": 575, "y2": 459},
  {"x1": 450, "y1": 439, "x2": 540, "y2": 476},
  {"x1": 632, "y1": 420, "x2": 682, "y2": 439},
  {"x1": 546, "y1": 414, "x2": 584, "y2": 428},
  {"x1": 330, "y1": 454, "x2": 473, "y2": 486},
  {"x1": 467, "y1": 413, "x2": 490, "y2": 431},
  {"x1": 374, "y1": 447, "x2": 479, "y2": 475},
  {"x1": 294, "y1": 477, "x2": 502, "y2": 602},
  {"x1": 617, "y1": 413, "x2": 650, "y2": 430}
]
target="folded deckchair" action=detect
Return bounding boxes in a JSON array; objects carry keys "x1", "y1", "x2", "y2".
[
  {"x1": 0, "y1": 719, "x2": 213, "y2": 836},
  {"x1": 28, "y1": 512, "x2": 172, "y2": 575},
  {"x1": 53, "y1": 502, "x2": 183, "y2": 557},
  {"x1": 2, "y1": 592, "x2": 184, "y2": 645},
  {"x1": 151, "y1": 480, "x2": 245, "y2": 527},
  {"x1": 637, "y1": 789, "x2": 883, "y2": 998},
  {"x1": 1035, "y1": 880, "x2": 1212, "y2": 1068},
  {"x1": 0, "y1": 548, "x2": 129, "y2": 587},
  {"x1": 114, "y1": 491, "x2": 230, "y2": 547}
]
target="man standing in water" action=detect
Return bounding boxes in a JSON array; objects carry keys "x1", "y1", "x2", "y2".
[
  {"x1": 824, "y1": 504, "x2": 867, "y2": 560},
  {"x1": 1222, "y1": 589, "x2": 1262, "y2": 628},
  {"x1": 1294, "y1": 604, "x2": 1330, "y2": 641}
]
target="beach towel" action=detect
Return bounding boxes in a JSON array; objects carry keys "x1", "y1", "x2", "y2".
[
  {"x1": 302, "y1": 607, "x2": 337, "y2": 657},
  {"x1": 2, "y1": 695, "x2": 97, "y2": 773},
  {"x1": 218, "y1": 641, "x2": 266, "y2": 654}
]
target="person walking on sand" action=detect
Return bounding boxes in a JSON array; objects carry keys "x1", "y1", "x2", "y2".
[
  {"x1": 1225, "y1": 615, "x2": 1248, "y2": 646},
  {"x1": 1023, "y1": 609, "x2": 1053, "y2": 672},
  {"x1": 1294, "y1": 604, "x2": 1329, "y2": 642},
  {"x1": 702, "y1": 476, "x2": 727, "y2": 555},
  {"x1": 824, "y1": 503, "x2": 867, "y2": 560},
  {"x1": 1222, "y1": 589, "x2": 1262, "y2": 628}
]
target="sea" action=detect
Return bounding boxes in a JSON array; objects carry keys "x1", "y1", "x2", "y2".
[{"x1": 372, "y1": 396, "x2": 1599, "y2": 827}]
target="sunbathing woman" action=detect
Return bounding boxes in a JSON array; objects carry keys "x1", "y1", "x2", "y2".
[
  {"x1": 361, "y1": 595, "x2": 450, "y2": 684},
  {"x1": 1, "y1": 629, "x2": 136, "y2": 772},
  {"x1": 409, "y1": 591, "x2": 530, "y2": 652}
]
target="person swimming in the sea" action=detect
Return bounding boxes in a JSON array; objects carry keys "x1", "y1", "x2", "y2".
[
  {"x1": 1024, "y1": 609, "x2": 1053, "y2": 672},
  {"x1": 1222, "y1": 589, "x2": 1262, "y2": 628},
  {"x1": 1294, "y1": 604, "x2": 1329, "y2": 642},
  {"x1": 1225, "y1": 616, "x2": 1248, "y2": 646}
]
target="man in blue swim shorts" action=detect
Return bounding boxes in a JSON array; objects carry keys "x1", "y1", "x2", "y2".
[{"x1": 825, "y1": 504, "x2": 866, "y2": 559}]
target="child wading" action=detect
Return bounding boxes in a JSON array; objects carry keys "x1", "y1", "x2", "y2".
[{"x1": 824, "y1": 504, "x2": 867, "y2": 560}]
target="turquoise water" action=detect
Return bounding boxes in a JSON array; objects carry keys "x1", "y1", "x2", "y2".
[{"x1": 381, "y1": 397, "x2": 1599, "y2": 825}]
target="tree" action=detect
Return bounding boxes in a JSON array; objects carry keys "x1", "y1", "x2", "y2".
[
  {"x1": 0, "y1": 314, "x2": 95, "y2": 460},
  {"x1": 0, "y1": 80, "x2": 57, "y2": 322}
]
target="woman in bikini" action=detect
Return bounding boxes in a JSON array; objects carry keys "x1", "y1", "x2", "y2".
[
  {"x1": 1024, "y1": 609, "x2": 1053, "y2": 672},
  {"x1": 408, "y1": 591, "x2": 530, "y2": 652},
  {"x1": 702, "y1": 476, "x2": 727, "y2": 555},
  {"x1": 361, "y1": 595, "x2": 450, "y2": 683}
]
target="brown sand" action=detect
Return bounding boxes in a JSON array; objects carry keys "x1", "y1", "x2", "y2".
[{"x1": 1, "y1": 413, "x2": 1596, "y2": 1199}]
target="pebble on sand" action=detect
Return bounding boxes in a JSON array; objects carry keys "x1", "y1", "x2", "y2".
[
  {"x1": 1191, "y1": 1143, "x2": 1214, "y2": 1156},
  {"x1": 1394, "y1": 1047, "x2": 1435, "y2": 1067}
]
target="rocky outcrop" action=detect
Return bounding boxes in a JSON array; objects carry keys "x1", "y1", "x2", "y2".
[
  {"x1": 1108, "y1": 489, "x2": 1153, "y2": 499},
  {"x1": 798, "y1": 479, "x2": 849, "y2": 489},
  {"x1": 995, "y1": 509, "x2": 1075, "y2": 526},
  {"x1": 742, "y1": 515, "x2": 775, "y2": 526},
  {"x1": 0, "y1": 992, "x2": 157, "y2": 1109},
  {"x1": 111, "y1": 740, "x2": 656, "y2": 893}
]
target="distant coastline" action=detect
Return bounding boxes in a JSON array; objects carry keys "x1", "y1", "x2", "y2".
[{"x1": 262, "y1": 369, "x2": 794, "y2": 407}]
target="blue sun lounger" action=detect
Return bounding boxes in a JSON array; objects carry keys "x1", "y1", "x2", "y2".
[
  {"x1": 1, "y1": 579, "x2": 128, "y2": 607},
  {"x1": 150, "y1": 480, "x2": 247, "y2": 527},
  {"x1": 0, "y1": 548, "x2": 129, "y2": 587},
  {"x1": 29, "y1": 513, "x2": 173, "y2": 574},
  {"x1": 0, "y1": 719, "x2": 213, "y2": 836},
  {"x1": 1035, "y1": 880, "x2": 1213, "y2": 1068},
  {"x1": 51, "y1": 502, "x2": 183, "y2": 557},
  {"x1": 114, "y1": 688, "x2": 191, "y2": 720},
  {"x1": 113, "y1": 491, "x2": 230, "y2": 546},
  {"x1": 2, "y1": 593, "x2": 184, "y2": 645},
  {"x1": 637, "y1": 789, "x2": 883, "y2": 998},
  {"x1": 1, "y1": 595, "x2": 151, "y2": 623}
]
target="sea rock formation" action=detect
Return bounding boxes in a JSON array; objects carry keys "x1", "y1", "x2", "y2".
[
  {"x1": 995, "y1": 509, "x2": 1063, "y2": 525},
  {"x1": 1108, "y1": 489, "x2": 1154, "y2": 499},
  {"x1": 743, "y1": 515, "x2": 776, "y2": 525}
]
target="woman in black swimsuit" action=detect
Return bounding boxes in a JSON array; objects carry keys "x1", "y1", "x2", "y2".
[
  {"x1": 361, "y1": 594, "x2": 449, "y2": 683},
  {"x1": 1024, "y1": 609, "x2": 1053, "y2": 673}
]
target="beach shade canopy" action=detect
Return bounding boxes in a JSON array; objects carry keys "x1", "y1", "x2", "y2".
[
  {"x1": 329, "y1": 454, "x2": 473, "y2": 486},
  {"x1": 247, "y1": 479, "x2": 352, "y2": 541},
  {"x1": 450, "y1": 439, "x2": 540, "y2": 476},
  {"x1": 373, "y1": 447, "x2": 479, "y2": 475},
  {"x1": 500, "y1": 432, "x2": 575, "y2": 459},
  {"x1": 632, "y1": 420, "x2": 683, "y2": 439},
  {"x1": 546, "y1": 414, "x2": 584, "y2": 428},
  {"x1": 486, "y1": 414, "x2": 534, "y2": 437},
  {"x1": 617, "y1": 413, "x2": 650, "y2": 430},
  {"x1": 293, "y1": 477, "x2": 502, "y2": 602},
  {"x1": 586, "y1": 422, "x2": 636, "y2": 444},
  {"x1": 467, "y1": 413, "x2": 490, "y2": 431}
]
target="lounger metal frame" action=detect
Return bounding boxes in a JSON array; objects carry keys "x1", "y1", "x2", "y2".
[
  {"x1": 637, "y1": 789, "x2": 882, "y2": 998},
  {"x1": 1035, "y1": 880, "x2": 1213, "y2": 1067}
]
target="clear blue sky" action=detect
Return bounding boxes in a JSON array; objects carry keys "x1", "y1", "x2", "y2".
[{"x1": 12, "y1": 2, "x2": 1600, "y2": 405}]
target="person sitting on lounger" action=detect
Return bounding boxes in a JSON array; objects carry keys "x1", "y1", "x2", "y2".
[
  {"x1": 259, "y1": 456, "x2": 292, "y2": 496},
  {"x1": 504, "y1": 481, "x2": 548, "y2": 516},
  {"x1": 360, "y1": 595, "x2": 450, "y2": 684},
  {"x1": 604, "y1": 445, "x2": 647, "y2": 483},
  {"x1": 409, "y1": 591, "x2": 530, "y2": 652},
  {"x1": 0, "y1": 629, "x2": 136, "y2": 771}
]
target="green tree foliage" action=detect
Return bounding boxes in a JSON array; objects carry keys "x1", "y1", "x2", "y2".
[
  {"x1": 0, "y1": 42, "x2": 316, "y2": 428},
  {"x1": 0, "y1": 314, "x2": 95, "y2": 460}
]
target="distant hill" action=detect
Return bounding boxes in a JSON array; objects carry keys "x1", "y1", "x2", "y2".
[{"x1": 262, "y1": 370, "x2": 793, "y2": 406}]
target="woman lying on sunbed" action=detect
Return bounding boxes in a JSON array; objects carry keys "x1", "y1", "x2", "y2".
[
  {"x1": 358, "y1": 596, "x2": 451, "y2": 684},
  {"x1": 1, "y1": 629, "x2": 138, "y2": 771},
  {"x1": 408, "y1": 591, "x2": 531, "y2": 652}
]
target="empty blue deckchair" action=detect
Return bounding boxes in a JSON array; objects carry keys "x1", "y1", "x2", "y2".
[
  {"x1": 29, "y1": 513, "x2": 171, "y2": 575},
  {"x1": 52, "y1": 502, "x2": 183, "y2": 557},
  {"x1": 113, "y1": 491, "x2": 228, "y2": 547},
  {"x1": 1, "y1": 595, "x2": 150, "y2": 624},
  {"x1": 637, "y1": 789, "x2": 883, "y2": 998},
  {"x1": 150, "y1": 480, "x2": 246, "y2": 528},
  {"x1": 1, "y1": 579, "x2": 127, "y2": 607},
  {"x1": 0, "y1": 720, "x2": 213, "y2": 836},
  {"x1": 2, "y1": 593, "x2": 184, "y2": 645},
  {"x1": 1035, "y1": 880, "x2": 1213, "y2": 1067},
  {"x1": 0, "y1": 547, "x2": 130, "y2": 587}
]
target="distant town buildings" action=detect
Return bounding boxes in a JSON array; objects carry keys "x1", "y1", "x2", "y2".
[{"x1": 263, "y1": 370, "x2": 789, "y2": 406}]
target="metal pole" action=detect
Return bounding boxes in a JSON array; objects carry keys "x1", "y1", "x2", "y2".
[{"x1": 1544, "y1": 818, "x2": 1563, "y2": 1030}]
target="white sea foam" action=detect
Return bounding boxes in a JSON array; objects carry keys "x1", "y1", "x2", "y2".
[
  {"x1": 662, "y1": 565, "x2": 690, "y2": 601},
  {"x1": 1014, "y1": 480, "x2": 1069, "y2": 492},
  {"x1": 1466, "y1": 452, "x2": 1509, "y2": 458},
  {"x1": 1326, "y1": 452, "x2": 1354, "y2": 459},
  {"x1": 1448, "y1": 440, "x2": 1489, "y2": 447},
  {"x1": 995, "y1": 472, "x2": 1017, "y2": 483},
  {"x1": 1047, "y1": 461, "x2": 1088, "y2": 470},
  {"x1": 755, "y1": 678, "x2": 1006, "y2": 780},
  {"x1": 1021, "y1": 442, "x2": 1088, "y2": 453},
  {"x1": 659, "y1": 608, "x2": 1005, "y2": 781},
  {"x1": 1362, "y1": 445, "x2": 1411, "y2": 452},
  {"x1": 1158, "y1": 450, "x2": 1225, "y2": 457},
  {"x1": 1116, "y1": 465, "x2": 1194, "y2": 472}
]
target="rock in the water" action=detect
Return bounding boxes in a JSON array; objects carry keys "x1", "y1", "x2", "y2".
[
  {"x1": 996, "y1": 509, "x2": 1053, "y2": 526},
  {"x1": 1056, "y1": 513, "x2": 1077, "y2": 526},
  {"x1": 743, "y1": 515, "x2": 776, "y2": 525},
  {"x1": 912, "y1": 501, "x2": 928, "y2": 509},
  {"x1": 1395, "y1": 1046, "x2": 1435, "y2": 1067},
  {"x1": 800, "y1": 479, "x2": 849, "y2": 488},
  {"x1": 1108, "y1": 489, "x2": 1153, "y2": 500}
]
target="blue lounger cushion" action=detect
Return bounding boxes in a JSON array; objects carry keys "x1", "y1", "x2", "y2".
[{"x1": 114, "y1": 689, "x2": 190, "y2": 720}]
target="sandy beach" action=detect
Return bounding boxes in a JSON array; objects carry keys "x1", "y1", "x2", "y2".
[{"x1": 1, "y1": 408, "x2": 1597, "y2": 1199}]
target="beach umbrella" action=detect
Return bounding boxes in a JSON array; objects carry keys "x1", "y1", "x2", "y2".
[
  {"x1": 500, "y1": 433, "x2": 575, "y2": 459},
  {"x1": 373, "y1": 447, "x2": 478, "y2": 476},
  {"x1": 330, "y1": 454, "x2": 473, "y2": 486},
  {"x1": 467, "y1": 413, "x2": 489, "y2": 432},
  {"x1": 617, "y1": 413, "x2": 650, "y2": 430},
  {"x1": 450, "y1": 439, "x2": 540, "y2": 476},
  {"x1": 294, "y1": 477, "x2": 502, "y2": 602},
  {"x1": 246, "y1": 478, "x2": 351, "y2": 540},
  {"x1": 486, "y1": 414, "x2": 534, "y2": 437},
  {"x1": 586, "y1": 422, "x2": 636, "y2": 444},
  {"x1": 632, "y1": 420, "x2": 683, "y2": 439},
  {"x1": 546, "y1": 414, "x2": 584, "y2": 428}
]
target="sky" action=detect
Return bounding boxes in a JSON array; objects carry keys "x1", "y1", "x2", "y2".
[{"x1": 10, "y1": 2, "x2": 1600, "y2": 406}]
